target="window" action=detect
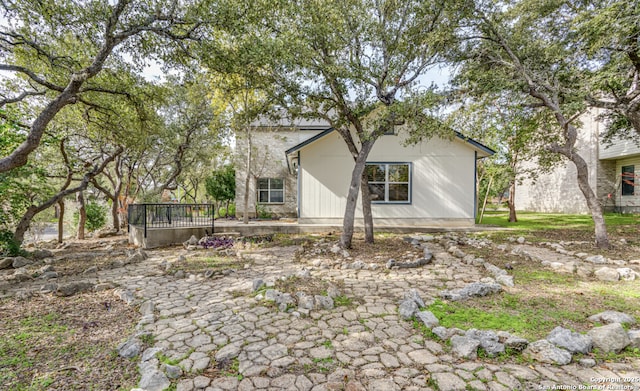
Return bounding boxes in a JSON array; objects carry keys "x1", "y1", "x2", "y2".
[
  {"x1": 622, "y1": 165, "x2": 635, "y2": 196},
  {"x1": 366, "y1": 163, "x2": 410, "y2": 203},
  {"x1": 258, "y1": 178, "x2": 284, "y2": 203}
]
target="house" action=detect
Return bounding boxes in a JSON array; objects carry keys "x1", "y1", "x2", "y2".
[
  {"x1": 234, "y1": 118, "x2": 495, "y2": 227},
  {"x1": 514, "y1": 108, "x2": 640, "y2": 214}
]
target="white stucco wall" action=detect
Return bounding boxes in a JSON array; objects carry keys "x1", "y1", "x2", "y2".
[{"x1": 298, "y1": 131, "x2": 479, "y2": 226}]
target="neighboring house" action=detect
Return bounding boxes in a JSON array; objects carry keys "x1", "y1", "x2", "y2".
[
  {"x1": 235, "y1": 118, "x2": 495, "y2": 227},
  {"x1": 515, "y1": 108, "x2": 640, "y2": 214}
]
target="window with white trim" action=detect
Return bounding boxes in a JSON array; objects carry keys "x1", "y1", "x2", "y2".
[
  {"x1": 257, "y1": 178, "x2": 284, "y2": 203},
  {"x1": 366, "y1": 163, "x2": 411, "y2": 203}
]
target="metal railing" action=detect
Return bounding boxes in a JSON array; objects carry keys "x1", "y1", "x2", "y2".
[{"x1": 128, "y1": 203, "x2": 215, "y2": 238}]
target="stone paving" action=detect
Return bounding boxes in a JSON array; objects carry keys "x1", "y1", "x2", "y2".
[{"x1": 89, "y1": 240, "x2": 640, "y2": 391}]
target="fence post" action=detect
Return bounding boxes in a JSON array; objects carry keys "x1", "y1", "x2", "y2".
[
  {"x1": 143, "y1": 204, "x2": 148, "y2": 238},
  {"x1": 211, "y1": 204, "x2": 214, "y2": 235}
]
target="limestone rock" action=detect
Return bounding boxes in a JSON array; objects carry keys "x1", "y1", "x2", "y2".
[
  {"x1": 628, "y1": 330, "x2": 640, "y2": 349},
  {"x1": 314, "y1": 295, "x2": 334, "y2": 310},
  {"x1": 83, "y1": 266, "x2": 98, "y2": 274},
  {"x1": 252, "y1": 278, "x2": 265, "y2": 292},
  {"x1": 439, "y1": 282, "x2": 502, "y2": 301},
  {"x1": 162, "y1": 364, "x2": 183, "y2": 379},
  {"x1": 215, "y1": 343, "x2": 241, "y2": 361},
  {"x1": 297, "y1": 294, "x2": 315, "y2": 310},
  {"x1": 546, "y1": 326, "x2": 592, "y2": 354},
  {"x1": 39, "y1": 271, "x2": 58, "y2": 280},
  {"x1": 617, "y1": 268, "x2": 636, "y2": 281},
  {"x1": 415, "y1": 310, "x2": 439, "y2": 329},
  {"x1": 466, "y1": 329, "x2": 505, "y2": 357},
  {"x1": 184, "y1": 235, "x2": 198, "y2": 247},
  {"x1": 0, "y1": 257, "x2": 12, "y2": 269},
  {"x1": 398, "y1": 299, "x2": 418, "y2": 320},
  {"x1": 450, "y1": 335, "x2": 480, "y2": 359},
  {"x1": 403, "y1": 289, "x2": 426, "y2": 308},
  {"x1": 587, "y1": 323, "x2": 631, "y2": 353},
  {"x1": 594, "y1": 267, "x2": 620, "y2": 282},
  {"x1": 496, "y1": 274, "x2": 515, "y2": 287},
  {"x1": 56, "y1": 281, "x2": 94, "y2": 297},
  {"x1": 522, "y1": 340, "x2": 572, "y2": 365},
  {"x1": 264, "y1": 289, "x2": 280, "y2": 302},
  {"x1": 94, "y1": 282, "x2": 115, "y2": 292},
  {"x1": 31, "y1": 249, "x2": 53, "y2": 259},
  {"x1": 118, "y1": 337, "x2": 142, "y2": 358},
  {"x1": 139, "y1": 301, "x2": 155, "y2": 316},
  {"x1": 326, "y1": 284, "x2": 341, "y2": 298},
  {"x1": 588, "y1": 311, "x2": 636, "y2": 325},
  {"x1": 585, "y1": 255, "x2": 607, "y2": 264},
  {"x1": 118, "y1": 289, "x2": 136, "y2": 305},
  {"x1": 11, "y1": 270, "x2": 33, "y2": 283},
  {"x1": 503, "y1": 335, "x2": 529, "y2": 352},
  {"x1": 138, "y1": 369, "x2": 171, "y2": 391},
  {"x1": 12, "y1": 256, "x2": 32, "y2": 268}
]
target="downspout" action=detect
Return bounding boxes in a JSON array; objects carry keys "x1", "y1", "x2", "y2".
[
  {"x1": 297, "y1": 151, "x2": 301, "y2": 219},
  {"x1": 474, "y1": 151, "x2": 478, "y2": 221}
]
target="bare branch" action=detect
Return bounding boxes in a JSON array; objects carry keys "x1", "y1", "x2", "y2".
[{"x1": 0, "y1": 90, "x2": 46, "y2": 106}]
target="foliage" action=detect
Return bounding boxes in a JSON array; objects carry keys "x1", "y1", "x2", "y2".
[
  {"x1": 573, "y1": 0, "x2": 640, "y2": 137},
  {"x1": 74, "y1": 202, "x2": 107, "y2": 233},
  {"x1": 205, "y1": 165, "x2": 236, "y2": 207},
  {"x1": 200, "y1": 236, "x2": 235, "y2": 249},
  {"x1": 0, "y1": 229, "x2": 24, "y2": 257},
  {"x1": 256, "y1": 205, "x2": 273, "y2": 220},
  {"x1": 452, "y1": 0, "x2": 612, "y2": 247}
]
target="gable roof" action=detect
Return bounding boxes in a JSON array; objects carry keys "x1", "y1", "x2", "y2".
[{"x1": 285, "y1": 128, "x2": 495, "y2": 157}]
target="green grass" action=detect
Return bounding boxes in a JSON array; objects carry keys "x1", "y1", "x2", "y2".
[
  {"x1": 510, "y1": 268, "x2": 580, "y2": 286},
  {"x1": 333, "y1": 295, "x2": 353, "y2": 307},
  {"x1": 427, "y1": 297, "x2": 586, "y2": 341},
  {"x1": 478, "y1": 211, "x2": 640, "y2": 232}
]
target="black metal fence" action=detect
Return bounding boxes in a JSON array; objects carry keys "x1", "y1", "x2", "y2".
[{"x1": 128, "y1": 203, "x2": 215, "y2": 238}]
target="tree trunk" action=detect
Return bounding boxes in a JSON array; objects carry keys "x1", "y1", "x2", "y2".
[
  {"x1": 112, "y1": 177, "x2": 123, "y2": 231},
  {"x1": 57, "y1": 200, "x2": 65, "y2": 243},
  {"x1": 507, "y1": 179, "x2": 517, "y2": 222},
  {"x1": 566, "y1": 152, "x2": 610, "y2": 248},
  {"x1": 243, "y1": 136, "x2": 252, "y2": 224},
  {"x1": 341, "y1": 141, "x2": 375, "y2": 249},
  {"x1": 360, "y1": 174, "x2": 374, "y2": 244},
  {"x1": 77, "y1": 191, "x2": 86, "y2": 240},
  {"x1": 110, "y1": 197, "x2": 119, "y2": 232},
  {"x1": 13, "y1": 206, "x2": 38, "y2": 245}
]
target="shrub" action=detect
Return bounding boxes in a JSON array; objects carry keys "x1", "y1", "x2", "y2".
[
  {"x1": 0, "y1": 229, "x2": 23, "y2": 256},
  {"x1": 74, "y1": 202, "x2": 107, "y2": 232}
]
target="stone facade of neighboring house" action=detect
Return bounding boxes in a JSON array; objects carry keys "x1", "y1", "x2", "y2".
[
  {"x1": 234, "y1": 120, "x2": 328, "y2": 219},
  {"x1": 515, "y1": 108, "x2": 640, "y2": 214}
]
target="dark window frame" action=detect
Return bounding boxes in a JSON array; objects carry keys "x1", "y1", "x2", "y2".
[
  {"x1": 365, "y1": 162, "x2": 412, "y2": 204},
  {"x1": 622, "y1": 165, "x2": 635, "y2": 196}
]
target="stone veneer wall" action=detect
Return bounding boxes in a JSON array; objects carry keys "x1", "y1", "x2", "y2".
[
  {"x1": 234, "y1": 129, "x2": 322, "y2": 219},
  {"x1": 597, "y1": 160, "x2": 618, "y2": 212}
]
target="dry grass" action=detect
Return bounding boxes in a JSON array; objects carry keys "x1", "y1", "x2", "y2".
[{"x1": 0, "y1": 291, "x2": 139, "y2": 391}]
